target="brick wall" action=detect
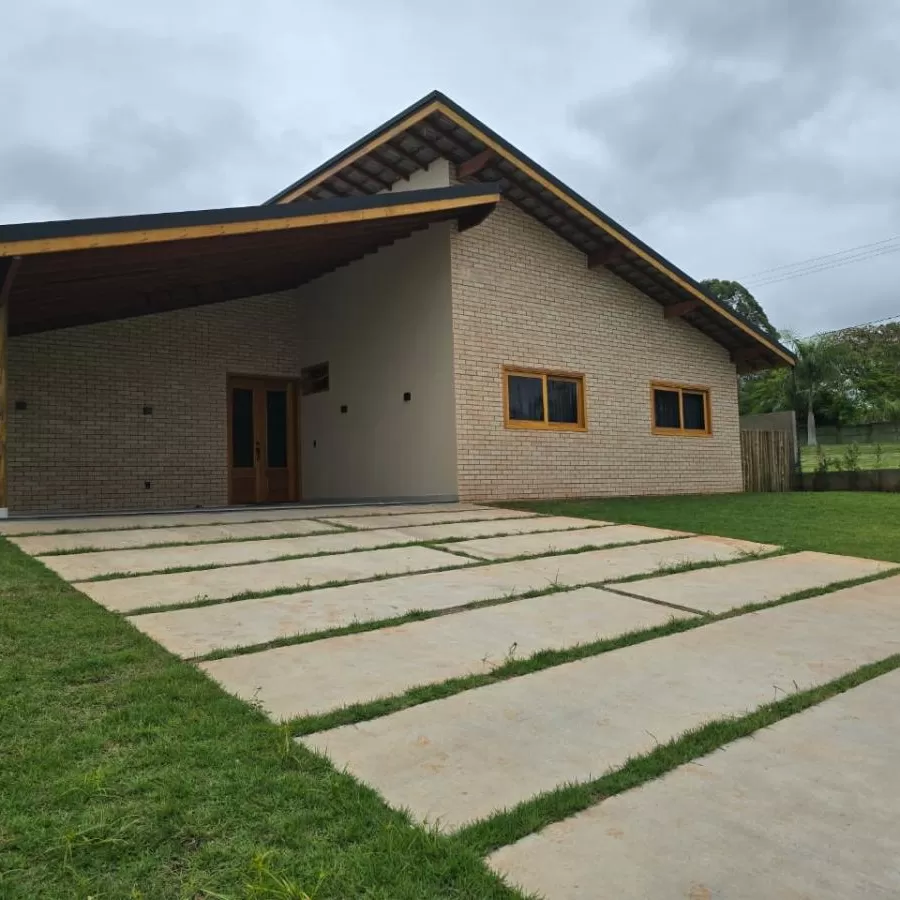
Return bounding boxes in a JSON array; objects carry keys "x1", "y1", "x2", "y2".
[
  {"x1": 8, "y1": 293, "x2": 305, "y2": 514},
  {"x1": 449, "y1": 197, "x2": 743, "y2": 501}
]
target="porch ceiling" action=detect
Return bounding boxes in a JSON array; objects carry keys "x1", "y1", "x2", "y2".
[{"x1": 0, "y1": 184, "x2": 499, "y2": 336}]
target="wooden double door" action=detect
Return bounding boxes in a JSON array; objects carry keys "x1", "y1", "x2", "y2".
[{"x1": 228, "y1": 376, "x2": 299, "y2": 505}]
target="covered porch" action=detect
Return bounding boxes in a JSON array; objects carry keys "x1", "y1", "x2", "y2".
[{"x1": 0, "y1": 184, "x2": 498, "y2": 516}]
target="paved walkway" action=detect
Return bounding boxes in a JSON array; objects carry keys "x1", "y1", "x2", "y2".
[
  {"x1": 3, "y1": 501, "x2": 896, "y2": 897},
  {"x1": 490, "y1": 666, "x2": 900, "y2": 899}
]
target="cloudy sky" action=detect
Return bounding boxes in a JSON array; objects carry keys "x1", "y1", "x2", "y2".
[{"x1": 4, "y1": 0, "x2": 899, "y2": 334}]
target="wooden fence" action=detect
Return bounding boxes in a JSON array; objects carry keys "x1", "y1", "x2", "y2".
[{"x1": 741, "y1": 429, "x2": 793, "y2": 492}]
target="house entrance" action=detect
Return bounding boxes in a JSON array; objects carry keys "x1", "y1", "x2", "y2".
[{"x1": 227, "y1": 376, "x2": 299, "y2": 504}]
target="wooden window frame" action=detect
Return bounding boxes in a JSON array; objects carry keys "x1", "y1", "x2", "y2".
[
  {"x1": 502, "y1": 366, "x2": 587, "y2": 432},
  {"x1": 650, "y1": 381, "x2": 712, "y2": 437}
]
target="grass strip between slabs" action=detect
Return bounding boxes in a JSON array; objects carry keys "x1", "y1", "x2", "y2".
[
  {"x1": 190, "y1": 549, "x2": 787, "y2": 660},
  {"x1": 34, "y1": 523, "x2": 350, "y2": 556},
  {"x1": 120, "y1": 535, "x2": 694, "y2": 613},
  {"x1": 72, "y1": 525, "x2": 637, "y2": 581},
  {"x1": 287, "y1": 567, "x2": 899, "y2": 736},
  {"x1": 453, "y1": 652, "x2": 900, "y2": 856}
]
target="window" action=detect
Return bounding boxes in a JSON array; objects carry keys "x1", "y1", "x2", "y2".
[
  {"x1": 651, "y1": 382, "x2": 711, "y2": 436},
  {"x1": 503, "y1": 368, "x2": 586, "y2": 431},
  {"x1": 300, "y1": 362, "x2": 329, "y2": 396}
]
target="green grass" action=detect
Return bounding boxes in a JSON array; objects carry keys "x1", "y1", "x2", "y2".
[
  {"x1": 799, "y1": 441, "x2": 900, "y2": 471},
  {"x1": 0, "y1": 540, "x2": 521, "y2": 900},
  {"x1": 507, "y1": 492, "x2": 900, "y2": 563},
  {"x1": 454, "y1": 652, "x2": 900, "y2": 856}
]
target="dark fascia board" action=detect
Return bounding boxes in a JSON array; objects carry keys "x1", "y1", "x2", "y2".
[
  {"x1": 0, "y1": 180, "x2": 496, "y2": 249},
  {"x1": 266, "y1": 89, "x2": 794, "y2": 365}
]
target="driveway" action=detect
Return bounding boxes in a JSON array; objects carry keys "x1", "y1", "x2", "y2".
[{"x1": 4, "y1": 501, "x2": 898, "y2": 898}]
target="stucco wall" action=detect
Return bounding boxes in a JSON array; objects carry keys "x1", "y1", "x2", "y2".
[
  {"x1": 449, "y1": 198, "x2": 743, "y2": 501},
  {"x1": 8, "y1": 224, "x2": 456, "y2": 514},
  {"x1": 296, "y1": 223, "x2": 457, "y2": 502}
]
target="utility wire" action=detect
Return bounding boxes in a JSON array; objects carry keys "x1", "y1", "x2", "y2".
[
  {"x1": 739, "y1": 234, "x2": 900, "y2": 280},
  {"x1": 813, "y1": 313, "x2": 900, "y2": 337},
  {"x1": 746, "y1": 243, "x2": 900, "y2": 288}
]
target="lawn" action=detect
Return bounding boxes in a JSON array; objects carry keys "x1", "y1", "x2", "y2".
[
  {"x1": 508, "y1": 492, "x2": 900, "y2": 564},
  {"x1": 799, "y1": 442, "x2": 900, "y2": 471},
  {"x1": 0, "y1": 540, "x2": 518, "y2": 900}
]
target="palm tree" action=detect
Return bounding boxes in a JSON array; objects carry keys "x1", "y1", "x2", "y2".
[{"x1": 782, "y1": 333, "x2": 846, "y2": 446}]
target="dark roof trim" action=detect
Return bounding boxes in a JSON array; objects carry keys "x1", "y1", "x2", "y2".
[
  {"x1": 267, "y1": 90, "x2": 794, "y2": 366},
  {"x1": 0, "y1": 182, "x2": 499, "y2": 257}
]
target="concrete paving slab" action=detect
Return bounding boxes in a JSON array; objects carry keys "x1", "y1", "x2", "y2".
[
  {"x1": 320, "y1": 509, "x2": 537, "y2": 530},
  {"x1": 41, "y1": 528, "x2": 413, "y2": 580},
  {"x1": 76, "y1": 545, "x2": 464, "y2": 613},
  {"x1": 13, "y1": 519, "x2": 341, "y2": 555},
  {"x1": 302, "y1": 574, "x2": 900, "y2": 830},
  {"x1": 129, "y1": 536, "x2": 766, "y2": 657},
  {"x1": 443, "y1": 524, "x2": 689, "y2": 560},
  {"x1": 489, "y1": 667, "x2": 900, "y2": 900},
  {"x1": 0, "y1": 503, "x2": 487, "y2": 535},
  {"x1": 394, "y1": 516, "x2": 613, "y2": 542},
  {"x1": 623, "y1": 550, "x2": 896, "y2": 613},
  {"x1": 200, "y1": 588, "x2": 696, "y2": 720}
]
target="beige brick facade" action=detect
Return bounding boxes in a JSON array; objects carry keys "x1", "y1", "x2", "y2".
[
  {"x1": 8, "y1": 197, "x2": 743, "y2": 514},
  {"x1": 449, "y1": 198, "x2": 743, "y2": 501},
  {"x1": 8, "y1": 293, "x2": 305, "y2": 514}
]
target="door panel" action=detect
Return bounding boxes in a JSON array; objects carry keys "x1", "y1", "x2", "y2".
[
  {"x1": 228, "y1": 377, "x2": 298, "y2": 504},
  {"x1": 263, "y1": 388, "x2": 290, "y2": 502}
]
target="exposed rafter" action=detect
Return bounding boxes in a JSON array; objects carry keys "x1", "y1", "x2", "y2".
[
  {"x1": 344, "y1": 163, "x2": 394, "y2": 192},
  {"x1": 457, "y1": 149, "x2": 495, "y2": 179},
  {"x1": 664, "y1": 300, "x2": 701, "y2": 318},
  {"x1": 587, "y1": 246, "x2": 627, "y2": 269}
]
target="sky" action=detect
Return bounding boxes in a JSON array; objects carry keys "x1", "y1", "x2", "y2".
[{"x1": 3, "y1": 0, "x2": 900, "y2": 335}]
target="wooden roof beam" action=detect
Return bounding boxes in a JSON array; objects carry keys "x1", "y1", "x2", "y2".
[
  {"x1": 408, "y1": 125, "x2": 464, "y2": 162},
  {"x1": 0, "y1": 256, "x2": 22, "y2": 306},
  {"x1": 664, "y1": 299, "x2": 701, "y2": 318},
  {"x1": 588, "y1": 245, "x2": 627, "y2": 269},
  {"x1": 344, "y1": 163, "x2": 395, "y2": 192},
  {"x1": 457, "y1": 149, "x2": 495, "y2": 179},
  {"x1": 381, "y1": 140, "x2": 428, "y2": 171}
]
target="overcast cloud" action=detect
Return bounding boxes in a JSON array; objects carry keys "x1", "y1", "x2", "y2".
[{"x1": 3, "y1": 0, "x2": 899, "y2": 334}]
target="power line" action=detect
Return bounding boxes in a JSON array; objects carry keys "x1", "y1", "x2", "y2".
[
  {"x1": 739, "y1": 234, "x2": 900, "y2": 280},
  {"x1": 746, "y1": 243, "x2": 900, "y2": 288},
  {"x1": 813, "y1": 313, "x2": 900, "y2": 337}
]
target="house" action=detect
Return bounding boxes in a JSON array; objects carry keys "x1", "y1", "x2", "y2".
[{"x1": 0, "y1": 91, "x2": 794, "y2": 517}]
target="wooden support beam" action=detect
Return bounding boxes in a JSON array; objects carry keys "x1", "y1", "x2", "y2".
[
  {"x1": 408, "y1": 125, "x2": 463, "y2": 162},
  {"x1": 457, "y1": 149, "x2": 495, "y2": 179},
  {"x1": 587, "y1": 245, "x2": 627, "y2": 269},
  {"x1": 381, "y1": 140, "x2": 427, "y2": 172},
  {"x1": 664, "y1": 300, "x2": 701, "y2": 318},
  {"x1": 0, "y1": 256, "x2": 20, "y2": 516}
]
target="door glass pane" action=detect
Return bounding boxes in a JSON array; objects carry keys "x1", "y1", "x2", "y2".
[
  {"x1": 683, "y1": 392, "x2": 707, "y2": 431},
  {"x1": 653, "y1": 389, "x2": 681, "y2": 429},
  {"x1": 232, "y1": 388, "x2": 254, "y2": 468},
  {"x1": 548, "y1": 378, "x2": 579, "y2": 424},
  {"x1": 266, "y1": 390, "x2": 288, "y2": 468},
  {"x1": 508, "y1": 375, "x2": 544, "y2": 422}
]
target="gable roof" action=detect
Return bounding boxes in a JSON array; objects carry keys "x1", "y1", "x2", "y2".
[{"x1": 267, "y1": 90, "x2": 794, "y2": 372}]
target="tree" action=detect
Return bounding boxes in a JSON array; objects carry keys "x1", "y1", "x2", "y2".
[
  {"x1": 701, "y1": 278, "x2": 779, "y2": 338},
  {"x1": 783, "y1": 332, "x2": 847, "y2": 446}
]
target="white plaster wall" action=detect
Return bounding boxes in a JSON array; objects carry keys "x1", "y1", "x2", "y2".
[
  {"x1": 386, "y1": 158, "x2": 451, "y2": 193},
  {"x1": 295, "y1": 222, "x2": 458, "y2": 501}
]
